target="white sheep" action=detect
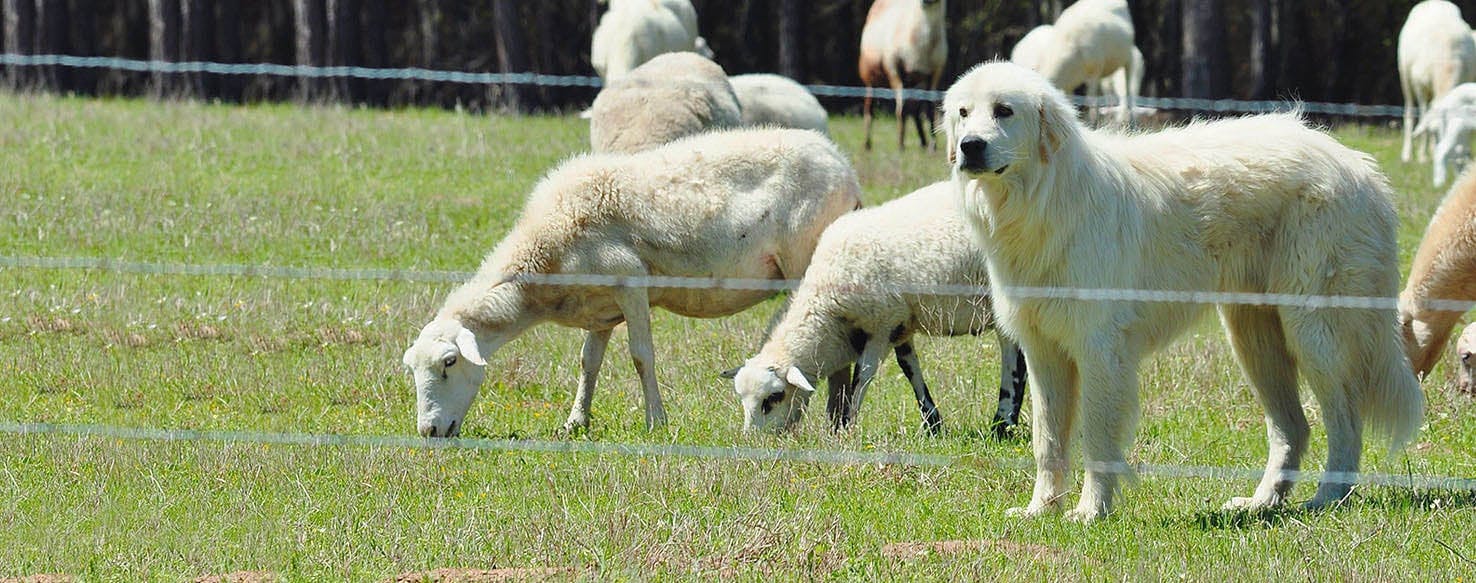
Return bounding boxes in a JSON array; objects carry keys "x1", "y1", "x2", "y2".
[
  {"x1": 1026, "y1": 0, "x2": 1138, "y2": 126},
  {"x1": 729, "y1": 73, "x2": 829, "y2": 133},
  {"x1": 587, "y1": 52, "x2": 742, "y2": 154},
  {"x1": 1398, "y1": 0, "x2": 1476, "y2": 163},
  {"x1": 726, "y1": 181, "x2": 1027, "y2": 436},
  {"x1": 1011, "y1": 22, "x2": 1142, "y2": 125},
  {"x1": 591, "y1": 0, "x2": 706, "y2": 81},
  {"x1": 1400, "y1": 165, "x2": 1476, "y2": 379},
  {"x1": 858, "y1": 0, "x2": 948, "y2": 150},
  {"x1": 1413, "y1": 82, "x2": 1476, "y2": 186},
  {"x1": 403, "y1": 128, "x2": 863, "y2": 437},
  {"x1": 1456, "y1": 323, "x2": 1476, "y2": 393}
]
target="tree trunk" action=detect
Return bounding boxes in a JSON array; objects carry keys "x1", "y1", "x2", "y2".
[
  {"x1": 33, "y1": 0, "x2": 67, "y2": 90},
  {"x1": 179, "y1": 0, "x2": 210, "y2": 97},
  {"x1": 491, "y1": 0, "x2": 529, "y2": 111},
  {"x1": 1248, "y1": 0, "x2": 1273, "y2": 99},
  {"x1": 292, "y1": 0, "x2": 327, "y2": 101},
  {"x1": 777, "y1": 0, "x2": 803, "y2": 80},
  {"x1": 417, "y1": 0, "x2": 440, "y2": 106},
  {"x1": 65, "y1": 0, "x2": 97, "y2": 95},
  {"x1": 214, "y1": 0, "x2": 243, "y2": 102},
  {"x1": 360, "y1": 0, "x2": 388, "y2": 106},
  {"x1": 327, "y1": 0, "x2": 360, "y2": 101},
  {"x1": 3, "y1": 0, "x2": 35, "y2": 88},
  {"x1": 148, "y1": 0, "x2": 180, "y2": 97},
  {"x1": 1181, "y1": 0, "x2": 1226, "y2": 99}
]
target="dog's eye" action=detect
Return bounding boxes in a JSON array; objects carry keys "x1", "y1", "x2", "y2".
[
  {"x1": 958, "y1": 107, "x2": 970, "y2": 119},
  {"x1": 993, "y1": 104, "x2": 1014, "y2": 119}
]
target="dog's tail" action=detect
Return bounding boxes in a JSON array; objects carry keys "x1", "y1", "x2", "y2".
[{"x1": 1360, "y1": 330, "x2": 1426, "y2": 455}]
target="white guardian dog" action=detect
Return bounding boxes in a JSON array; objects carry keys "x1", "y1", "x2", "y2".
[{"x1": 942, "y1": 62, "x2": 1424, "y2": 522}]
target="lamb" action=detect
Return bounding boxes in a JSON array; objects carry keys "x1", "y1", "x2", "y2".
[
  {"x1": 858, "y1": 0, "x2": 948, "y2": 150},
  {"x1": 1400, "y1": 166, "x2": 1476, "y2": 379},
  {"x1": 587, "y1": 52, "x2": 742, "y2": 154},
  {"x1": 1398, "y1": 0, "x2": 1476, "y2": 164},
  {"x1": 1412, "y1": 82, "x2": 1476, "y2": 186},
  {"x1": 591, "y1": 0, "x2": 706, "y2": 81},
  {"x1": 403, "y1": 128, "x2": 862, "y2": 437},
  {"x1": 729, "y1": 74, "x2": 829, "y2": 133},
  {"x1": 1026, "y1": 0, "x2": 1138, "y2": 126},
  {"x1": 1456, "y1": 323, "x2": 1476, "y2": 393},
  {"x1": 1011, "y1": 22, "x2": 1143, "y2": 125},
  {"x1": 726, "y1": 181, "x2": 1027, "y2": 437}
]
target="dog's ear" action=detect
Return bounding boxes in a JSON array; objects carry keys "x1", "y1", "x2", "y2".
[
  {"x1": 1037, "y1": 101, "x2": 1071, "y2": 165},
  {"x1": 944, "y1": 107, "x2": 959, "y2": 166}
]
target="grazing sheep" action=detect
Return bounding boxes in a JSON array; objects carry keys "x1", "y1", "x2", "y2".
[
  {"x1": 588, "y1": 52, "x2": 742, "y2": 154},
  {"x1": 1400, "y1": 166, "x2": 1476, "y2": 378},
  {"x1": 403, "y1": 128, "x2": 862, "y2": 437},
  {"x1": 1456, "y1": 323, "x2": 1476, "y2": 393},
  {"x1": 1011, "y1": 22, "x2": 1143, "y2": 126},
  {"x1": 726, "y1": 181, "x2": 1027, "y2": 436},
  {"x1": 1398, "y1": 0, "x2": 1476, "y2": 163},
  {"x1": 859, "y1": 0, "x2": 948, "y2": 150},
  {"x1": 591, "y1": 0, "x2": 706, "y2": 81},
  {"x1": 1028, "y1": 0, "x2": 1137, "y2": 126},
  {"x1": 1413, "y1": 83, "x2": 1476, "y2": 186},
  {"x1": 729, "y1": 73, "x2": 829, "y2": 133}
]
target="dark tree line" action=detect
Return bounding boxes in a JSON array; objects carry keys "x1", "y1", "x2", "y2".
[{"x1": 0, "y1": 0, "x2": 1464, "y2": 113}]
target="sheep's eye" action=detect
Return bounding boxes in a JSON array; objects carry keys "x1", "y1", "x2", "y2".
[
  {"x1": 993, "y1": 103, "x2": 1014, "y2": 119},
  {"x1": 443, "y1": 355, "x2": 458, "y2": 368},
  {"x1": 1463, "y1": 353, "x2": 1472, "y2": 362},
  {"x1": 958, "y1": 107, "x2": 970, "y2": 119},
  {"x1": 760, "y1": 391, "x2": 786, "y2": 414}
]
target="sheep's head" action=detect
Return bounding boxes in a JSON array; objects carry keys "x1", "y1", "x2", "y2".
[
  {"x1": 723, "y1": 361, "x2": 813, "y2": 432},
  {"x1": 1457, "y1": 323, "x2": 1476, "y2": 394},
  {"x1": 403, "y1": 318, "x2": 487, "y2": 438}
]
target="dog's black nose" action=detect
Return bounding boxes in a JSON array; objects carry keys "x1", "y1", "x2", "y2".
[{"x1": 959, "y1": 136, "x2": 988, "y2": 170}]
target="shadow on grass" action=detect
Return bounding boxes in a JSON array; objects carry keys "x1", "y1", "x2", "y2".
[
  {"x1": 1181, "y1": 487, "x2": 1476, "y2": 531},
  {"x1": 948, "y1": 422, "x2": 1031, "y2": 445},
  {"x1": 1182, "y1": 506, "x2": 1305, "y2": 531},
  {"x1": 1357, "y1": 487, "x2": 1476, "y2": 512}
]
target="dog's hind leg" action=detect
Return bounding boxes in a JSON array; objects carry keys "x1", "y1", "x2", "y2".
[
  {"x1": 1220, "y1": 305, "x2": 1309, "y2": 511},
  {"x1": 1284, "y1": 310, "x2": 1363, "y2": 510},
  {"x1": 1068, "y1": 336, "x2": 1140, "y2": 523},
  {"x1": 1006, "y1": 337, "x2": 1078, "y2": 519}
]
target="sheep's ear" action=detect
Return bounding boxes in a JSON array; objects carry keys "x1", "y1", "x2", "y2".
[
  {"x1": 719, "y1": 367, "x2": 741, "y2": 380},
  {"x1": 455, "y1": 327, "x2": 487, "y2": 367},
  {"x1": 785, "y1": 367, "x2": 816, "y2": 393}
]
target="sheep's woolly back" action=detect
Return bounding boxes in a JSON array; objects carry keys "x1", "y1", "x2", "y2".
[
  {"x1": 760, "y1": 182, "x2": 990, "y2": 375},
  {"x1": 591, "y1": 0, "x2": 698, "y2": 81},
  {"x1": 589, "y1": 52, "x2": 742, "y2": 153},
  {"x1": 730, "y1": 74, "x2": 829, "y2": 133},
  {"x1": 1400, "y1": 1, "x2": 1476, "y2": 99},
  {"x1": 1407, "y1": 167, "x2": 1476, "y2": 306},
  {"x1": 1036, "y1": 0, "x2": 1134, "y2": 89}
]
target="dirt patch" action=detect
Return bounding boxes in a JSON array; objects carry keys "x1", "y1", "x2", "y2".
[
  {"x1": 0, "y1": 575, "x2": 74, "y2": 583},
  {"x1": 881, "y1": 539, "x2": 1077, "y2": 563},
  {"x1": 25, "y1": 316, "x2": 76, "y2": 334},
  {"x1": 192, "y1": 572, "x2": 277, "y2": 583},
  {"x1": 385, "y1": 568, "x2": 576, "y2": 583}
]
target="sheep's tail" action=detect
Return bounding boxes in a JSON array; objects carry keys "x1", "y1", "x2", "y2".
[{"x1": 1360, "y1": 329, "x2": 1426, "y2": 456}]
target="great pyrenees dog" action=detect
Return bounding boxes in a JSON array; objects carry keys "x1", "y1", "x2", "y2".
[{"x1": 943, "y1": 62, "x2": 1425, "y2": 522}]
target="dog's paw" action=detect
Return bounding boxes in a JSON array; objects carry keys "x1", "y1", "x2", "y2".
[
  {"x1": 1065, "y1": 506, "x2": 1106, "y2": 524},
  {"x1": 1221, "y1": 495, "x2": 1280, "y2": 511},
  {"x1": 1005, "y1": 502, "x2": 1056, "y2": 519}
]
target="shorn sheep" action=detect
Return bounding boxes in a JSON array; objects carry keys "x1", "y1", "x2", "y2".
[
  {"x1": 1026, "y1": 0, "x2": 1137, "y2": 126},
  {"x1": 944, "y1": 62, "x2": 1422, "y2": 520},
  {"x1": 403, "y1": 128, "x2": 862, "y2": 437},
  {"x1": 1398, "y1": 0, "x2": 1476, "y2": 164},
  {"x1": 726, "y1": 181, "x2": 1027, "y2": 436},
  {"x1": 591, "y1": 0, "x2": 707, "y2": 81},
  {"x1": 1011, "y1": 22, "x2": 1143, "y2": 126},
  {"x1": 1400, "y1": 166, "x2": 1476, "y2": 379},
  {"x1": 1412, "y1": 82, "x2": 1476, "y2": 186},
  {"x1": 587, "y1": 52, "x2": 742, "y2": 154},
  {"x1": 858, "y1": 0, "x2": 948, "y2": 150},
  {"x1": 729, "y1": 74, "x2": 830, "y2": 133}
]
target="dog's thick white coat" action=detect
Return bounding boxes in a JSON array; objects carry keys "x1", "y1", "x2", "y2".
[
  {"x1": 1399, "y1": 0, "x2": 1476, "y2": 164},
  {"x1": 944, "y1": 62, "x2": 1423, "y2": 521},
  {"x1": 729, "y1": 182, "x2": 1026, "y2": 435},
  {"x1": 404, "y1": 129, "x2": 861, "y2": 437}
]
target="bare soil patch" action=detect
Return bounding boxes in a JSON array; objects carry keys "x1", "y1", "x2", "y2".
[
  {"x1": 192, "y1": 572, "x2": 277, "y2": 583},
  {"x1": 386, "y1": 568, "x2": 577, "y2": 583},
  {"x1": 882, "y1": 538, "x2": 1077, "y2": 563},
  {"x1": 0, "y1": 576, "x2": 74, "y2": 583}
]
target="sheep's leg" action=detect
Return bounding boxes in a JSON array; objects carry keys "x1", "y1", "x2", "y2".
[
  {"x1": 824, "y1": 366, "x2": 855, "y2": 431},
  {"x1": 894, "y1": 342, "x2": 942, "y2": 436},
  {"x1": 888, "y1": 69, "x2": 909, "y2": 150},
  {"x1": 843, "y1": 335, "x2": 893, "y2": 426},
  {"x1": 926, "y1": 68, "x2": 944, "y2": 151},
  {"x1": 863, "y1": 86, "x2": 876, "y2": 151},
  {"x1": 1006, "y1": 337, "x2": 1077, "y2": 519},
  {"x1": 1402, "y1": 72, "x2": 1416, "y2": 162},
  {"x1": 990, "y1": 331, "x2": 1028, "y2": 439},
  {"x1": 613, "y1": 287, "x2": 666, "y2": 429},
  {"x1": 563, "y1": 328, "x2": 613, "y2": 432}
]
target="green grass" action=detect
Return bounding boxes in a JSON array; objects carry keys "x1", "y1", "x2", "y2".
[{"x1": 2, "y1": 94, "x2": 1476, "y2": 581}]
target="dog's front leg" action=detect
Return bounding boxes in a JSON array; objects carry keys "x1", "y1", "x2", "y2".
[
  {"x1": 1068, "y1": 343, "x2": 1140, "y2": 523},
  {"x1": 1006, "y1": 338, "x2": 1078, "y2": 519}
]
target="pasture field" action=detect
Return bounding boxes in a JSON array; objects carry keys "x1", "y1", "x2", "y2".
[{"x1": 2, "y1": 94, "x2": 1475, "y2": 581}]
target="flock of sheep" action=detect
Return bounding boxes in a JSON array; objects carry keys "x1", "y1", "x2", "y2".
[{"x1": 399, "y1": 0, "x2": 1476, "y2": 519}]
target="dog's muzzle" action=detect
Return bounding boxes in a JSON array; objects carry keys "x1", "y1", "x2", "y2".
[{"x1": 958, "y1": 136, "x2": 997, "y2": 175}]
